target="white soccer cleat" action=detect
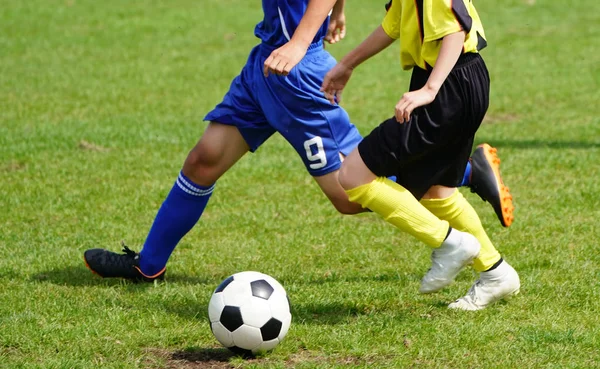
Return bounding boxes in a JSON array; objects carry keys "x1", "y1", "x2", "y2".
[
  {"x1": 448, "y1": 260, "x2": 520, "y2": 311},
  {"x1": 419, "y1": 229, "x2": 481, "y2": 294}
]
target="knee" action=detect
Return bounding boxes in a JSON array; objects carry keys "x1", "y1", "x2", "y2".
[
  {"x1": 182, "y1": 144, "x2": 222, "y2": 185},
  {"x1": 330, "y1": 198, "x2": 363, "y2": 215},
  {"x1": 337, "y1": 164, "x2": 354, "y2": 191}
]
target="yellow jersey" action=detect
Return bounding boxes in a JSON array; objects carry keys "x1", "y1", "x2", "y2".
[{"x1": 382, "y1": 0, "x2": 487, "y2": 70}]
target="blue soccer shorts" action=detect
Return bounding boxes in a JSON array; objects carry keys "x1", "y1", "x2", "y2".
[{"x1": 204, "y1": 41, "x2": 362, "y2": 177}]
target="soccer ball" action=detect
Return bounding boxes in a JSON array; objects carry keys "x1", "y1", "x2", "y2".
[{"x1": 208, "y1": 271, "x2": 292, "y2": 355}]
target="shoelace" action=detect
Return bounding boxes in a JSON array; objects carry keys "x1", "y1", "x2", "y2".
[
  {"x1": 465, "y1": 280, "x2": 483, "y2": 302},
  {"x1": 121, "y1": 241, "x2": 137, "y2": 258}
]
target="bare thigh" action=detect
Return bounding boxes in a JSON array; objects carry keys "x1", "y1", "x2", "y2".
[{"x1": 338, "y1": 149, "x2": 377, "y2": 191}]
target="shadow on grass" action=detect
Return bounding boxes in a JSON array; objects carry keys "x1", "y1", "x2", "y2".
[
  {"x1": 157, "y1": 291, "x2": 394, "y2": 325},
  {"x1": 476, "y1": 139, "x2": 600, "y2": 150},
  {"x1": 159, "y1": 297, "x2": 210, "y2": 321},
  {"x1": 149, "y1": 347, "x2": 241, "y2": 369},
  {"x1": 290, "y1": 271, "x2": 418, "y2": 285},
  {"x1": 291, "y1": 302, "x2": 375, "y2": 325},
  {"x1": 27, "y1": 267, "x2": 430, "y2": 326},
  {"x1": 29, "y1": 265, "x2": 211, "y2": 287},
  {"x1": 291, "y1": 297, "x2": 420, "y2": 325}
]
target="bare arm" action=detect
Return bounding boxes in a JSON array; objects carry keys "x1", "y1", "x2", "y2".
[
  {"x1": 395, "y1": 31, "x2": 466, "y2": 123},
  {"x1": 320, "y1": 26, "x2": 395, "y2": 104},
  {"x1": 423, "y1": 31, "x2": 466, "y2": 96},
  {"x1": 338, "y1": 25, "x2": 395, "y2": 69},
  {"x1": 289, "y1": 0, "x2": 337, "y2": 47},
  {"x1": 263, "y1": 0, "x2": 337, "y2": 76}
]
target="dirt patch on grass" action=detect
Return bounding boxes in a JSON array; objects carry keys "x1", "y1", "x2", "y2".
[
  {"x1": 1, "y1": 161, "x2": 25, "y2": 172},
  {"x1": 147, "y1": 348, "x2": 239, "y2": 369},
  {"x1": 483, "y1": 113, "x2": 520, "y2": 125},
  {"x1": 168, "y1": 348, "x2": 237, "y2": 369},
  {"x1": 78, "y1": 140, "x2": 109, "y2": 152},
  {"x1": 148, "y1": 347, "x2": 396, "y2": 368}
]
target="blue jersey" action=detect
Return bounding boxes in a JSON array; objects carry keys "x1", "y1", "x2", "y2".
[{"x1": 255, "y1": 0, "x2": 329, "y2": 47}]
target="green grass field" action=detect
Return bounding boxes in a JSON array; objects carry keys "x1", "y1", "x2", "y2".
[{"x1": 1, "y1": 0, "x2": 599, "y2": 368}]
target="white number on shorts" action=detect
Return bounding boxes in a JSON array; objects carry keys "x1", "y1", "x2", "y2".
[{"x1": 304, "y1": 136, "x2": 327, "y2": 170}]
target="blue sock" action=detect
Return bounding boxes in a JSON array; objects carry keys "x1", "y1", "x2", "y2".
[
  {"x1": 139, "y1": 171, "x2": 214, "y2": 276},
  {"x1": 460, "y1": 161, "x2": 472, "y2": 187}
]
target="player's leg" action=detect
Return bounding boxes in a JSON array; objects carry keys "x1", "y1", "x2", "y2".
[
  {"x1": 338, "y1": 147, "x2": 480, "y2": 292},
  {"x1": 183, "y1": 123, "x2": 251, "y2": 185},
  {"x1": 422, "y1": 185, "x2": 501, "y2": 272},
  {"x1": 84, "y1": 46, "x2": 272, "y2": 281},
  {"x1": 276, "y1": 123, "x2": 366, "y2": 215},
  {"x1": 421, "y1": 53, "x2": 519, "y2": 309},
  {"x1": 420, "y1": 185, "x2": 520, "y2": 310},
  {"x1": 310, "y1": 147, "x2": 512, "y2": 218},
  {"x1": 135, "y1": 123, "x2": 250, "y2": 277},
  {"x1": 83, "y1": 123, "x2": 251, "y2": 281},
  {"x1": 338, "y1": 54, "x2": 507, "y2": 294},
  {"x1": 312, "y1": 167, "x2": 365, "y2": 214}
]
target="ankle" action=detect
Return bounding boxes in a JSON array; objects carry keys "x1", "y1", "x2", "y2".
[{"x1": 483, "y1": 257, "x2": 504, "y2": 272}]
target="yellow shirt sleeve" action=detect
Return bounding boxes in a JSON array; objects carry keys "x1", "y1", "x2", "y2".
[
  {"x1": 381, "y1": 0, "x2": 402, "y2": 40},
  {"x1": 423, "y1": 0, "x2": 471, "y2": 42}
]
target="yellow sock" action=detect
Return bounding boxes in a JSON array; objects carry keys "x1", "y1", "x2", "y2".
[
  {"x1": 345, "y1": 177, "x2": 448, "y2": 247},
  {"x1": 420, "y1": 190, "x2": 501, "y2": 272}
]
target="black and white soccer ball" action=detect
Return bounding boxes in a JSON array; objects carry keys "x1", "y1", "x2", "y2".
[{"x1": 208, "y1": 271, "x2": 292, "y2": 355}]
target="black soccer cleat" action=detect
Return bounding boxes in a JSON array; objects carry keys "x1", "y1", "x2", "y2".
[
  {"x1": 469, "y1": 143, "x2": 515, "y2": 227},
  {"x1": 83, "y1": 242, "x2": 165, "y2": 282}
]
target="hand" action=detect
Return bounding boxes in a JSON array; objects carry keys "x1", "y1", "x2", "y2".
[
  {"x1": 263, "y1": 42, "x2": 307, "y2": 77},
  {"x1": 395, "y1": 87, "x2": 437, "y2": 123},
  {"x1": 320, "y1": 61, "x2": 353, "y2": 104},
  {"x1": 325, "y1": 13, "x2": 346, "y2": 44}
]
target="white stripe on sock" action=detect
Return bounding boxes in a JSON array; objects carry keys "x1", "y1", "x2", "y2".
[
  {"x1": 177, "y1": 173, "x2": 214, "y2": 196},
  {"x1": 176, "y1": 180, "x2": 214, "y2": 197}
]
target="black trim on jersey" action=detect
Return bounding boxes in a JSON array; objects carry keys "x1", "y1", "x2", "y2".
[
  {"x1": 415, "y1": 0, "x2": 424, "y2": 42},
  {"x1": 385, "y1": 0, "x2": 392, "y2": 12},
  {"x1": 451, "y1": 0, "x2": 473, "y2": 33},
  {"x1": 415, "y1": 0, "x2": 430, "y2": 70},
  {"x1": 476, "y1": 31, "x2": 487, "y2": 51}
]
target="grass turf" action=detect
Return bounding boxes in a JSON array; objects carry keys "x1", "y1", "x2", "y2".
[{"x1": 1, "y1": 0, "x2": 599, "y2": 368}]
